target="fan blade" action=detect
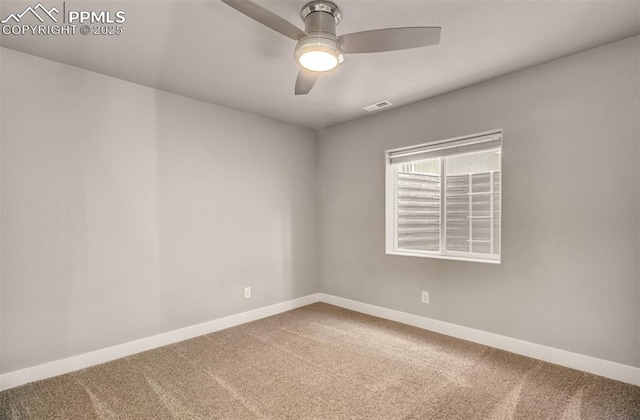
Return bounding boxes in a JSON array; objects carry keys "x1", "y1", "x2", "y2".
[
  {"x1": 221, "y1": 0, "x2": 307, "y2": 41},
  {"x1": 340, "y1": 27, "x2": 441, "y2": 54},
  {"x1": 295, "y1": 69, "x2": 318, "y2": 95}
]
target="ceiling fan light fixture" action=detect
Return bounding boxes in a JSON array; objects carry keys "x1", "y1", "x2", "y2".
[
  {"x1": 222, "y1": 0, "x2": 442, "y2": 95},
  {"x1": 294, "y1": 36, "x2": 344, "y2": 72},
  {"x1": 299, "y1": 50, "x2": 339, "y2": 72}
]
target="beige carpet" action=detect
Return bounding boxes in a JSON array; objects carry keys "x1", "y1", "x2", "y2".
[{"x1": 1, "y1": 303, "x2": 639, "y2": 419}]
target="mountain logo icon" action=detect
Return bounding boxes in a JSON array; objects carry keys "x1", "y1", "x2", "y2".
[{"x1": 1, "y1": 3, "x2": 59, "y2": 24}]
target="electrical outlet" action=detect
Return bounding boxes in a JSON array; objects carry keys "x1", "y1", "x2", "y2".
[
  {"x1": 421, "y1": 291, "x2": 429, "y2": 304},
  {"x1": 244, "y1": 286, "x2": 251, "y2": 299}
]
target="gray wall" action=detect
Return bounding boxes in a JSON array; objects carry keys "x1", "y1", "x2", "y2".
[
  {"x1": 0, "y1": 48, "x2": 318, "y2": 373},
  {"x1": 318, "y1": 36, "x2": 640, "y2": 367},
  {"x1": 2, "y1": 35, "x2": 639, "y2": 375}
]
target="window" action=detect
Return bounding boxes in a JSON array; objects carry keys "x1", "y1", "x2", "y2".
[{"x1": 385, "y1": 131, "x2": 502, "y2": 263}]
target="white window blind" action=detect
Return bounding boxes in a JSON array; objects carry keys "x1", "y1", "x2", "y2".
[{"x1": 386, "y1": 131, "x2": 502, "y2": 263}]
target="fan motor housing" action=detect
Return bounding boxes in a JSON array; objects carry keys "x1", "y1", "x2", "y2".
[
  {"x1": 301, "y1": 1, "x2": 341, "y2": 37},
  {"x1": 301, "y1": 1, "x2": 341, "y2": 26}
]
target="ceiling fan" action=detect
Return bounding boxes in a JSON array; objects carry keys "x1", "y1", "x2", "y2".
[{"x1": 221, "y1": 0, "x2": 441, "y2": 95}]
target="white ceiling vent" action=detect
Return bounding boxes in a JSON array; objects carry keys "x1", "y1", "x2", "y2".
[{"x1": 362, "y1": 101, "x2": 393, "y2": 112}]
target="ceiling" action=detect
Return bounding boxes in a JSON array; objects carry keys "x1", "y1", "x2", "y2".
[{"x1": 1, "y1": 0, "x2": 639, "y2": 129}]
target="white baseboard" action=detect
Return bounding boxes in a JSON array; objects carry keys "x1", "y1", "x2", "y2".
[
  {"x1": 0, "y1": 293, "x2": 322, "y2": 392},
  {"x1": 319, "y1": 293, "x2": 640, "y2": 386},
  {"x1": 2, "y1": 292, "x2": 638, "y2": 391}
]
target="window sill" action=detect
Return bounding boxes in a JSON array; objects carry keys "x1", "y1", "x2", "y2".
[{"x1": 386, "y1": 249, "x2": 501, "y2": 264}]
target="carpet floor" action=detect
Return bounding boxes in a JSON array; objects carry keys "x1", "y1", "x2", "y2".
[{"x1": 1, "y1": 303, "x2": 640, "y2": 419}]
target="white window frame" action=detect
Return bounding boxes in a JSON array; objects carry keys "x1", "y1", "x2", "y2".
[{"x1": 385, "y1": 130, "x2": 502, "y2": 264}]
